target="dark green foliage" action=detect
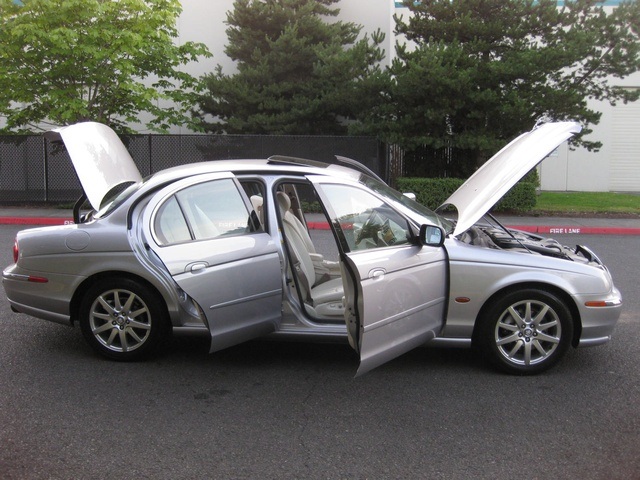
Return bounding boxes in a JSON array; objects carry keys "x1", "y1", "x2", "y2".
[
  {"x1": 353, "y1": 0, "x2": 640, "y2": 173},
  {"x1": 396, "y1": 177, "x2": 537, "y2": 212},
  {"x1": 496, "y1": 181, "x2": 537, "y2": 212},
  {"x1": 195, "y1": 0, "x2": 385, "y2": 135},
  {"x1": 396, "y1": 177, "x2": 465, "y2": 210}
]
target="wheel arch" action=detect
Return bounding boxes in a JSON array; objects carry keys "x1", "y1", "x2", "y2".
[
  {"x1": 471, "y1": 281, "x2": 582, "y2": 348},
  {"x1": 69, "y1": 271, "x2": 170, "y2": 327}
]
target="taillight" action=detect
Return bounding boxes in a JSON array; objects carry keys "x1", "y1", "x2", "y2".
[
  {"x1": 27, "y1": 276, "x2": 48, "y2": 283},
  {"x1": 12, "y1": 239, "x2": 18, "y2": 263}
]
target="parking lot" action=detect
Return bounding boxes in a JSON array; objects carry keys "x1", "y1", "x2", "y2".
[{"x1": 0, "y1": 226, "x2": 638, "y2": 479}]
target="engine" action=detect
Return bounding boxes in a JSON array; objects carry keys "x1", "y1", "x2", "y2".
[{"x1": 458, "y1": 224, "x2": 598, "y2": 264}]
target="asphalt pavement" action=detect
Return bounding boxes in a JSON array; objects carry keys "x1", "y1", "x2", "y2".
[{"x1": 1, "y1": 206, "x2": 639, "y2": 235}]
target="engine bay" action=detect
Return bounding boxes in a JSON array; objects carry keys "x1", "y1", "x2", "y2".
[{"x1": 457, "y1": 222, "x2": 601, "y2": 265}]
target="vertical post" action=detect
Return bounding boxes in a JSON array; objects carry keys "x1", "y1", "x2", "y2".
[
  {"x1": 43, "y1": 137, "x2": 49, "y2": 202},
  {"x1": 148, "y1": 134, "x2": 152, "y2": 175}
]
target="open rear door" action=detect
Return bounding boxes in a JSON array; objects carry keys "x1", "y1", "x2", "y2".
[{"x1": 142, "y1": 173, "x2": 282, "y2": 352}]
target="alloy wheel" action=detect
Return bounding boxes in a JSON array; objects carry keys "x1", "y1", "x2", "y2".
[
  {"x1": 494, "y1": 299, "x2": 561, "y2": 367},
  {"x1": 88, "y1": 288, "x2": 152, "y2": 353}
]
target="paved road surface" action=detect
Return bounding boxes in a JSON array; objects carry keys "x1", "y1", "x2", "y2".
[{"x1": 0, "y1": 227, "x2": 638, "y2": 479}]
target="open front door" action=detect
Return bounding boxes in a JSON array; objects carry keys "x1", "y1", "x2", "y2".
[
  {"x1": 142, "y1": 173, "x2": 282, "y2": 352},
  {"x1": 313, "y1": 180, "x2": 447, "y2": 375}
]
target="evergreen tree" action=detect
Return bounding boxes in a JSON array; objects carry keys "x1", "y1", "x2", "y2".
[
  {"x1": 195, "y1": 0, "x2": 385, "y2": 135},
  {"x1": 353, "y1": 0, "x2": 640, "y2": 175}
]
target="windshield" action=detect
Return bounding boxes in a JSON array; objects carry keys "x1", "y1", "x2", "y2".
[{"x1": 359, "y1": 175, "x2": 454, "y2": 233}]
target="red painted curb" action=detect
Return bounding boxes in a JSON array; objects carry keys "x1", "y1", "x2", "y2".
[
  {"x1": 306, "y1": 221, "x2": 639, "y2": 235},
  {"x1": 509, "y1": 225, "x2": 640, "y2": 236},
  {"x1": 306, "y1": 221, "x2": 331, "y2": 230},
  {"x1": 1, "y1": 216, "x2": 638, "y2": 235},
  {"x1": 0, "y1": 217, "x2": 74, "y2": 226}
]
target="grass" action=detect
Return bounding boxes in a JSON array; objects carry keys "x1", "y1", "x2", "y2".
[{"x1": 533, "y1": 191, "x2": 640, "y2": 215}]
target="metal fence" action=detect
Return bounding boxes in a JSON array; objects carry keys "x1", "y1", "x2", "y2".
[
  {"x1": 0, "y1": 133, "x2": 385, "y2": 204},
  {"x1": 402, "y1": 144, "x2": 475, "y2": 179}
]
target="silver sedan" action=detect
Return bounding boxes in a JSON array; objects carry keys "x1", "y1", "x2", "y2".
[{"x1": 3, "y1": 121, "x2": 622, "y2": 375}]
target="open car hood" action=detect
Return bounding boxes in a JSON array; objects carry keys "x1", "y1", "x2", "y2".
[
  {"x1": 45, "y1": 122, "x2": 142, "y2": 211},
  {"x1": 441, "y1": 121, "x2": 582, "y2": 236}
]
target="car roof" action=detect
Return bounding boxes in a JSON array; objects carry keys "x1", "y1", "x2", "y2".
[{"x1": 141, "y1": 158, "x2": 363, "y2": 189}]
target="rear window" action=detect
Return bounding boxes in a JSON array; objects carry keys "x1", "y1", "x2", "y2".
[{"x1": 94, "y1": 181, "x2": 145, "y2": 219}]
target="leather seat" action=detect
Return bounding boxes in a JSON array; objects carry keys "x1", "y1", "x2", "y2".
[{"x1": 277, "y1": 192, "x2": 344, "y2": 319}]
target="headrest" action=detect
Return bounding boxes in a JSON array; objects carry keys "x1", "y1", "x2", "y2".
[
  {"x1": 276, "y1": 191, "x2": 291, "y2": 212},
  {"x1": 250, "y1": 195, "x2": 263, "y2": 208}
]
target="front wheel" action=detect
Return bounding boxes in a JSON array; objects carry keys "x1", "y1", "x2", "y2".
[
  {"x1": 79, "y1": 278, "x2": 168, "y2": 361},
  {"x1": 477, "y1": 289, "x2": 573, "y2": 375}
]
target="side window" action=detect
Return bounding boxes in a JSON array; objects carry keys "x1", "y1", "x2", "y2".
[
  {"x1": 155, "y1": 196, "x2": 191, "y2": 245},
  {"x1": 154, "y1": 178, "x2": 253, "y2": 246},
  {"x1": 321, "y1": 184, "x2": 412, "y2": 251}
]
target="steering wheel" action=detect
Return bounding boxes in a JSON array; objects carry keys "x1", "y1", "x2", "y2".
[{"x1": 356, "y1": 210, "x2": 388, "y2": 247}]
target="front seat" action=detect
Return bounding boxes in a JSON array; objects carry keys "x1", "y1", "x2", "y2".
[
  {"x1": 276, "y1": 192, "x2": 341, "y2": 282},
  {"x1": 277, "y1": 192, "x2": 345, "y2": 319}
]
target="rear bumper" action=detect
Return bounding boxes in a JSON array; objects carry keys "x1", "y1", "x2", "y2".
[
  {"x1": 3, "y1": 264, "x2": 78, "y2": 326},
  {"x1": 6, "y1": 298, "x2": 72, "y2": 326}
]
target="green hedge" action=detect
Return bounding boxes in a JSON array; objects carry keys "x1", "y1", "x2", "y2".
[{"x1": 395, "y1": 177, "x2": 537, "y2": 212}]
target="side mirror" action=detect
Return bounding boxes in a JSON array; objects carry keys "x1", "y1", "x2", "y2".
[{"x1": 419, "y1": 224, "x2": 445, "y2": 247}]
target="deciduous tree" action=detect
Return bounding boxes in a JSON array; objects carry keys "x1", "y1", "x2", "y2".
[{"x1": 0, "y1": 0, "x2": 211, "y2": 133}]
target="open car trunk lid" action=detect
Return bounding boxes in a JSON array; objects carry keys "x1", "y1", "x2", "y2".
[{"x1": 45, "y1": 122, "x2": 142, "y2": 211}]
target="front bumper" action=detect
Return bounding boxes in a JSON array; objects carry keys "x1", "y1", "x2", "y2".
[{"x1": 575, "y1": 287, "x2": 622, "y2": 347}]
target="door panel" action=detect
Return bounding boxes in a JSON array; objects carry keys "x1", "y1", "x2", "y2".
[
  {"x1": 167, "y1": 236, "x2": 282, "y2": 352},
  {"x1": 142, "y1": 173, "x2": 282, "y2": 352},
  {"x1": 344, "y1": 246, "x2": 447, "y2": 375},
  {"x1": 312, "y1": 179, "x2": 447, "y2": 375}
]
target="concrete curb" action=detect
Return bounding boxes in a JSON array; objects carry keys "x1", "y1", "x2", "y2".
[{"x1": 1, "y1": 215, "x2": 638, "y2": 235}]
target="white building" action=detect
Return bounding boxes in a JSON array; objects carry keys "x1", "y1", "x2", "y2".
[{"x1": 538, "y1": 75, "x2": 640, "y2": 192}]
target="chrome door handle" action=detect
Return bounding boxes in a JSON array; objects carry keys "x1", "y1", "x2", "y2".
[
  {"x1": 369, "y1": 268, "x2": 386, "y2": 279},
  {"x1": 188, "y1": 262, "x2": 208, "y2": 272}
]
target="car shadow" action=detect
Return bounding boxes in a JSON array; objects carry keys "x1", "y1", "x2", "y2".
[{"x1": 160, "y1": 334, "x2": 488, "y2": 375}]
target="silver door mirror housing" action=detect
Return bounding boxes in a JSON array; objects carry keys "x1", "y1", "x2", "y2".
[{"x1": 419, "y1": 224, "x2": 445, "y2": 247}]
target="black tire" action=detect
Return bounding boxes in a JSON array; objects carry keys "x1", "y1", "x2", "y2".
[
  {"x1": 477, "y1": 289, "x2": 573, "y2": 375},
  {"x1": 79, "y1": 277, "x2": 168, "y2": 361}
]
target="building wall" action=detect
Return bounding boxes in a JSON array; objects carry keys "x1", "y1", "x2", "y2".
[
  {"x1": 532, "y1": 2, "x2": 639, "y2": 192},
  {"x1": 539, "y1": 75, "x2": 640, "y2": 192}
]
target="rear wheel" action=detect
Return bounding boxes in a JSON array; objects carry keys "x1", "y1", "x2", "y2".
[
  {"x1": 477, "y1": 289, "x2": 573, "y2": 375},
  {"x1": 79, "y1": 278, "x2": 168, "y2": 361}
]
